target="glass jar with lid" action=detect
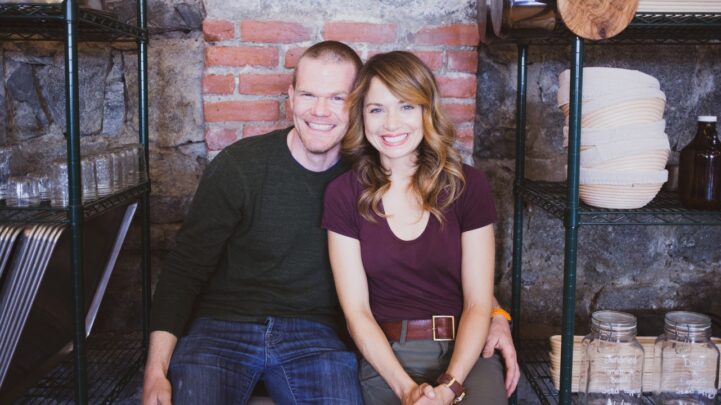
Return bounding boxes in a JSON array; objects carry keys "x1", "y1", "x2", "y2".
[
  {"x1": 653, "y1": 311, "x2": 719, "y2": 404},
  {"x1": 579, "y1": 310, "x2": 645, "y2": 404}
]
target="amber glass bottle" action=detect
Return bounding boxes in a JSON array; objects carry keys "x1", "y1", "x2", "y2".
[{"x1": 679, "y1": 116, "x2": 721, "y2": 210}]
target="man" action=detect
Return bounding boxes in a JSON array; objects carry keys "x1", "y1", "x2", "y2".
[{"x1": 143, "y1": 41, "x2": 519, "y2": 405}]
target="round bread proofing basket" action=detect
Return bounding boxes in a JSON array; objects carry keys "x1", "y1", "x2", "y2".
[
  {"x1": 579, "y1": 169, "x2": 668, "y2": 209},
  {"x1": 579, "y1": 136, "x2": 670, "y2": 170},
  {"x1": 560, "y1": 87, "x2": 666, "y2": 117},
  {"x1": 562, "y1": 120, "x2": 667, "y2": 147},
  {"x1": 558, "y1": 67, "x2": 660, "y2": 106},
  {"x1": 563, "y1": 99, "x2": 666, "y2": 128}
]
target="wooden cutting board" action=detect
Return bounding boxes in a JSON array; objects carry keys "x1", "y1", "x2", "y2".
[{"x1": 557, "y1": 0, "x2": 639, "y2": 40}]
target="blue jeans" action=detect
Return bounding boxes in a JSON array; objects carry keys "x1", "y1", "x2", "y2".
[{"x1": 168, "y1": 317, "x2": 363, "y2": 405}]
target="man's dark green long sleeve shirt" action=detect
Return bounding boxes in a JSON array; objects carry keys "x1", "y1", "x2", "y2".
[{"x1": 150, "y1": 128, "x2": 347, "y2": 337}]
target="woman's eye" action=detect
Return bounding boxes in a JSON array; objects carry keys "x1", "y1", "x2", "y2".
[
  {"x1": 401, "y1": 104, "x2": 416, "y2": 111},
  {"x1": 368, "y1": 107, "x2": 383, "y2": 114}
]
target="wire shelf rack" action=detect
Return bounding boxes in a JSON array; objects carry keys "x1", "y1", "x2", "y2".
[
  {"x1": 0, "y1": 182, "x2": 149, "y2": 224},
  {"x1": 519, "y1": 339, "x2": 656, "y2": 405},
  {"x1": 0, "y1": 3, "x2": 147, "y2": 42},
  {"x1": 500, "y1": 13, "x2": 721, "y2": 45},
  {"x1": 17, "y1": 331, "x2": 143, "y2": 404},
  {"x1": 517, "y1": 180, "x2": 721, "y2": 226}
]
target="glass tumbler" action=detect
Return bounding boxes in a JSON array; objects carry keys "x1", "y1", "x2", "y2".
[
  {"x1": 653, "y1": 311, "x2": 719, "y2": 404},
  {"x1": 93, "y1": 152, "x2": 114, "y2": 197},
  {"x1": 579, "y1": 310, "x2": 645, "y2": 405},
  {"x1": 51, "y1": 160, "x2": 69, "y2": 207},
  {"x1": 7, "y1": 176, "x2": 40, "y2": 207},
  {"x1": 81, "y1": 157, "x2": 97, "y2": 202}
]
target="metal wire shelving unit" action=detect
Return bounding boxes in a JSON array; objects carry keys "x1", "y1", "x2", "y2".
[
  {"x1": 0, "y1": 1, "x2": 150, "y2": 404},
  {"x1": 507, "y1": 12, "x2": 721, "y2": 405}
]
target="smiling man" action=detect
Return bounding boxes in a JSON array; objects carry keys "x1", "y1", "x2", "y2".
[{"x1": 142, "y1": 41, "x2": 365, "y2": 405}]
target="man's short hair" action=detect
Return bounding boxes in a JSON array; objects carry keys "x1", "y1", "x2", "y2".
[{"x1": 292, "y1": 41, "x2": 362, "y2": 86}]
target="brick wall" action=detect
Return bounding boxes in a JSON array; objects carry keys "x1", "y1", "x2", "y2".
[{"x1": 201, "y1": 18, "x2": 479, "y2": 161}]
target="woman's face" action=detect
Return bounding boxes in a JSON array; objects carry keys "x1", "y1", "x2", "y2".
[{"x1": 363, "y1": 77, "x2": 424, "y2": 166}]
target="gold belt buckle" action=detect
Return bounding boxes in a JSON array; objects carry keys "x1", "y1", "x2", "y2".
[{"x1": 432, "y1": 315, "x2": 455, "y2": 341}]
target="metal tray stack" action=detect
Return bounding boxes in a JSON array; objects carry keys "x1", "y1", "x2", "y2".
[{"x1": 0, "y1": 203, "x2": 137, "y2": 401}]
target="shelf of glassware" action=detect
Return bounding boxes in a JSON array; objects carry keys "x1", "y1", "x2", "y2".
[
  {"x1": 0, "y1": 3, "x2": 146, "y2": 42},
  {"x1": 519, "y1": 339, "x2": 657, "y2": 405},
  {"x1": 0, "y1": 182, "x2": 150, "y2": 225},
  {"x1": 517, "y1": 180, "x2": 721, "y2": 226}
]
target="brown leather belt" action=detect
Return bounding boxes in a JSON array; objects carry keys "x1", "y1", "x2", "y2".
[{"x1": 379, "y1": 315, "x2": 456, "y2": 342}]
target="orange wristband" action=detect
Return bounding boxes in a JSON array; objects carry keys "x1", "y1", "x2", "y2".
[{"x1": 491, "y1": 307, "x2": 512, "y2": 321}]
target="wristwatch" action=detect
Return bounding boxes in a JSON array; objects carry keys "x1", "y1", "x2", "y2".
[{"x1": 436, "y1": 373, "x2": 466, "y2": 403}]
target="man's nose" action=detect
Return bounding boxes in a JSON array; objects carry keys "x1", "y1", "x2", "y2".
[{"x1": 312, "y1": 97, "x2": 330, "y2": 116}]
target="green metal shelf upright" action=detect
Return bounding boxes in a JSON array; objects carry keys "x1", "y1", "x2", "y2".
[
  {"x1": 0, "y1": 1, "x2": 150, "y2": 404},
  {"x1": 506, "y1": 12, "x2": 721, "y2": 405}
]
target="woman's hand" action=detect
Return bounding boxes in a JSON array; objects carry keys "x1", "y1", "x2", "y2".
[
  {"x1": 400, "y1": 382, "x2": 436, "y2": 405},
  {"x1": 411, "y1": 384, "x2": 456, "y2": 405}
]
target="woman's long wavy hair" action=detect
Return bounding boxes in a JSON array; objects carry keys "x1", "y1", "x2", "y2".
[{"x1": 343, "y1": 51, "x2": 465, "y2": 224}]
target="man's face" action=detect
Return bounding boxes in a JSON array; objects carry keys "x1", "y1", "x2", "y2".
[{"x1": 287, "y1": 57, "x2": 356, "y2": 156}]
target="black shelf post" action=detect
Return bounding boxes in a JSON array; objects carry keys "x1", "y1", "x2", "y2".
[
  {"x1": 558, "y1": 36, "x2": 584, "y2": 405},
  {"x1": 63, "y1": 0, "x2": 88, "y2": 403},
  {"x1": 137, "y1": 0, "x2": 151, "y2": 353},
  {"x1": 510, "y1": 42, "x2": 528, "y2": 405}
]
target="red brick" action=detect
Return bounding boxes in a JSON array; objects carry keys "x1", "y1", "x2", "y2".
[
  {"x1": 241, "y1": 21, "x2": 311, "y2": 43},
  {"x1": 285, "y1": 99, "x2": 293, "y2": 121},
  {"x1": 202, "y1": 74, "x2": 235, "y2": 95},
  {"x1": 204, "y1": 100, "x2": 279, "y2": 122},
  {"x1": 285, "y1": 47, "x2": 308, "y2": 68},
  {"x1": 442, "y1": 102, "x2": 476, "y2": 124},
  {"x1": 205, "y1": 46, "x2": 278, "y2": 67},
  {"x1": 205, "y1": 127, "x2": 239, "y2": 151},
  {"x1": 324, "y1": 22, "x2": 397, "y2": 44},
  {"x1": 413, "y1": 51, "x2": 444, "y2": 71},
  {"x1": 366, "y1": 50, "x2": 443, "y2": 71},
  {"x1": 239, "y1": 73, "x2": 292, "y2": 95},
  {"x1": 203, "y1": 19, "x2": 235, "y2": 42},
  {"x1": 436, "y1": 75, "x2": 477, "y2": 99},
  {"x1": 414, "y1": 24, "x2": 479, "y2": 46},
  {"x1": 456, "y1": 127, "x2": 475, "y2": 144},
  {"x1": 243, "y1": 122, "x2": 290, "y2": 138},
  {"x1": 448, "y1": 50, "x2": 478, "y2": 73}
]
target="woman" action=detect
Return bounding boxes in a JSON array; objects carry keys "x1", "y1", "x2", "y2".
[{"x1": 322, "y1": 51, "x2": 506, "y2": 404}]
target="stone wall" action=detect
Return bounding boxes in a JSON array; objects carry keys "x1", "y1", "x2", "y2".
[{"x1": 1, "y1": 0, "x2": 719, "y2": 340}]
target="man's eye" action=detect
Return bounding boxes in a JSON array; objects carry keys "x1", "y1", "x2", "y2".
[
  {"x1": 331, "y1": 96, "x2": 345, "y2": 102},
  {"x1": 300, "y1": 93, "x2": 315, "y2": 99}
]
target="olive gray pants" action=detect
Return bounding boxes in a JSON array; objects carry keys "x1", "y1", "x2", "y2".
[{"x1": 359, "y1": 339, "x2": 507, "y2": 404}]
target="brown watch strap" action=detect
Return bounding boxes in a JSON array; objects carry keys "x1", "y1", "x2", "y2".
[{"x1": 436, "y1": 373, "x2": 466, "y2": 403}]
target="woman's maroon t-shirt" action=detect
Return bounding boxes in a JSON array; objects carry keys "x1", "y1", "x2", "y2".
[{"x1": 321, "y1": 164, "x2": 497, "y2": 322}]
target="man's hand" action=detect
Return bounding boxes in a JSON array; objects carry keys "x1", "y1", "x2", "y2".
[
  {"x1": 483, "y1": 314, "x2": 520, "y2": 397},
  {"x1": 142, "y1": 371, "x2": 172, "y2": 405},
  {"x1": 142, "y1": 331, "x2": 178, "y2": 405}
]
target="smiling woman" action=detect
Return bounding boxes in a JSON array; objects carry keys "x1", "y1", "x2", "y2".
[{"x1": 322, "y1": 51, "x2": 507, "y2": 404}]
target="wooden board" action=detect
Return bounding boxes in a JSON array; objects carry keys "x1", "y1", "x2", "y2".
[{"x1": 557, "y1": 0, "x2": 639, "y2": 40}]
